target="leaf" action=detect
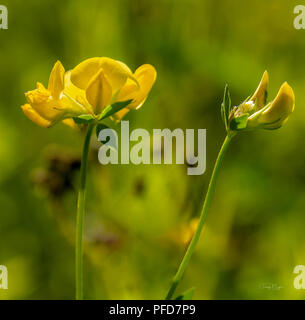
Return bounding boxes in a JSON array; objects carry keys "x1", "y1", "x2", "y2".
[
  {"x1": 221, "y1": 85, "x2": 231, "y2": 130},
  {"x1": 73, "y1": 114, "x2": 95, "y2": 124},
  {"x1": 98, "y1": 99, "x2": 133, "y2": 121},
  {"x1": 175, "y1": 287, "x2": 195, "y2": 300},
  {"x1": 229, "y1": 113, "x2": 249, "y2": 131}
]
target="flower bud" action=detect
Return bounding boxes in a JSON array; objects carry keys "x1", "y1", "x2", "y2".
[
  {"x1": 247, "y1": 82, "x2": 295, "y2": 129},
  {"x1": 226, "y1": 71, "x2": 295, "y2": 131}
]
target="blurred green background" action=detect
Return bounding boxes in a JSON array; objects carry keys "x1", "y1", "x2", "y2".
[{"x1": 0, "y1": 0, "x2": 305, "y2": 299}]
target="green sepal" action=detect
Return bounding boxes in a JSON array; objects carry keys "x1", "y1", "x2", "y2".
[
  {"x1": 175, "y1": 287, "x2": 195, "y2": 300},
  {"x1": 221, "y1": 85, "x2": 231, "y2": 130},
  {"x1": 229, "y1": 113, "x2": 249, "y2": 131},
  {"x1": 98, "y1": 99, "x2": 133, "y2": 121},
  {"x1": 73, "y1": 114, "x2": 95, "y2": 124}
]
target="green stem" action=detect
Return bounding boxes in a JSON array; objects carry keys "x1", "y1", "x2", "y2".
[
  {"x1": 76, "y1": 123, "x2": 94, "y2": 300},
  {"x1": 165, "y1": 133, "x2": 235, "y2": 300}
]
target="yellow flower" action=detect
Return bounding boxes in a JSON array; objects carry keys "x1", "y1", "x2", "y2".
[
  {"x1": 69, "y1": 57, "x2": 157, "y2": 121},
  {"x1": 227, "y1": 71, "x2": 295, "y2": 131},
  {"x1": 22, "y1": 61, "x2": 87, "y2": 128},
  {"x1": 22, "y1": 58, "x2": 157, "y2": 127}
]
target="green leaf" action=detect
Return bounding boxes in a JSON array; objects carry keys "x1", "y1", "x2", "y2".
[
  {"x1": 73, "y1": 114, "x2": 95, "y2": 124},
  {"x1": 229, "y1": 113, "x2": 249, "y2": 131},
  {"x1": 175, "y1": 287, "x2": 195, "y2": 300},
  {"x1": 221, "y1": 85, "x2": 231, "y2": 130},
  {"x1": 98, "y1": 99, "x2": 133, "y2": 121}
]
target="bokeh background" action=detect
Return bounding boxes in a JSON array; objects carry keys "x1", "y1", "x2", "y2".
[{"x1": 0, "y1": 0, "x2": 305, "y2": 299}]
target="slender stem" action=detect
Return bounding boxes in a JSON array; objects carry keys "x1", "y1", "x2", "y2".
[
  {"x1": 165, "y1": 133, "x2": 235, "y2": 300},
  {"x1": 76, "y1": 123, "x2": 94, "y2": 300}
]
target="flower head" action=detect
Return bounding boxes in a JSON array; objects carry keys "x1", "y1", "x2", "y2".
[
  {"x1": 221, "y1": 71, "x2": 295, "y2": 132},
  {"x1": 22, "y1": 58, "x2": 157, "y2": 127}
]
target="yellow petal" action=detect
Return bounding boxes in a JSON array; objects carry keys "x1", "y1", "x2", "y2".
[
  {"x1": 64, "y1": 71, "x2": 93, "y2": 114},
  {"x1": 70, "y1": 58, "x2": 102, "y2": 89},
  {"x1": 99, "y1": 57, "x2": 136, "y2": 92},
  {"x1": 62, "y1": 118, "x2": 78, "y2": 130},
  {"x1": 116, "y1": 64, "x2": 157, "y2": 110},
  {"x1": 21, "y1": 104, "x2": 52, "y2": 127},
  {"x1": 86, "y1": 70, "x2": 112, "y2": 114},
  {"x1": 250, "y1": 71, "x2": 269, "y2": 109},
  {"x1": 26, "y1": 78, "x2": 87, "y2": 123},
  {"x1": 111, "y1": 107, "x2": 130, "y2": 122},
  {"x1": 25, "y1": 82, "x2": 50, "y2": 105},
  {"x1": 26, "y1": 93, "x2": 81, "y2": 122},
  {"x1": 70, "y1": 57, "x2": 136, "y2": 92},
  {"x1": 259, "y1": 82, "x2": 295, "y2": 125},
  {"x1": 31, "y1": 101, "x2": 64, "y2": 121},
  {"x1": 48, "y1": 61, "x2": 65, "y2": 99},
  {"x1": 25, "y1": 83, "x2": 62, "y2": 121}
]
